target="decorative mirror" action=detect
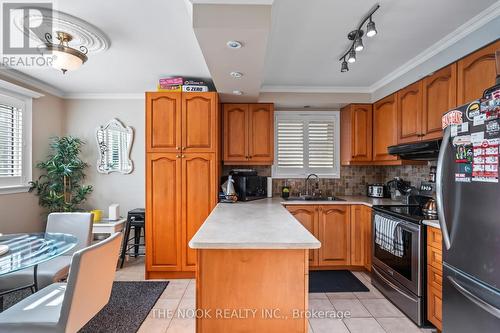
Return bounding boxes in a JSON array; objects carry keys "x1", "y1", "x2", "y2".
[{"x1": 95, "y1": 118, "x2": 134, "y2": 174}]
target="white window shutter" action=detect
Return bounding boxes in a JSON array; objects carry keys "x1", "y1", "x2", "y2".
[
  {"x1": 0, "y1": 103, "x2": 23, "y2": 177},
  {"x1": 308, "y1": 121, "x2": 335, "y2": 169}
]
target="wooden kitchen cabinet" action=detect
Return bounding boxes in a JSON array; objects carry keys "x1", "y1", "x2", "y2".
[
  {"x1": 286, "y1": 205, "x2": 319, "y2": 267},
  {"x1": 427, "y1": 226, "x2": 443, "y2": 330},
  {"x1": 340, "y1": 104, "x2": 373, "y2": 165},
  {"x1": 373, "y1": 94, "x2": 398, "y2": 162},
  {"x1": 350, "y1": 205, "x2": 372, "y2": 270},
  {"x1": 318, "y1": 205, "x2": 351, "y2": 266},
  {"x1": 422, "y1": 64, "x2": 457, "y2": 141},
  {"x1": 223, "y1": 103, "x2": 274, "y2": 165},
  {"x1": 397, "y1": 81, "x2": 423, "y2": 144},
  {"x1": 457, "y1": 40, "x2": 500, "y2": 104},
  {"x1": 146, "y1": 92, "x2": 220, "y2": 279}
]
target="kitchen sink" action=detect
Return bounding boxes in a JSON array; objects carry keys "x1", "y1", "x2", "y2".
[{"x1": 285, "y1": 195, "x2": 345, "y2": 202}]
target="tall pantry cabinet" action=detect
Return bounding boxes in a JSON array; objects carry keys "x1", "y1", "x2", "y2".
[{"x1": 145, "y1": 92, "x2": 220, "y2": 279}]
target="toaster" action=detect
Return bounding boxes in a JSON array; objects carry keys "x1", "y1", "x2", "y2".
[{"x1": 367, "y1": 184, "x2": 389, "y2": 198}]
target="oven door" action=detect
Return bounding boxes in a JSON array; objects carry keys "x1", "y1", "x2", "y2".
[{"x1": 372, "y1": 211, "x2": 422, "y2": 296}]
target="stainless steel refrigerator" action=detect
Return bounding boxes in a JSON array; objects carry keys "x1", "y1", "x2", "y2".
[{"x1": 437, "y1": 86, "x2": 500, "y2": 332}]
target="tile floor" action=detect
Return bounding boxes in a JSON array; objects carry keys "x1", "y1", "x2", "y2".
[{"x1": 116, "y1": 257, "x2": 436, "y2": 333}]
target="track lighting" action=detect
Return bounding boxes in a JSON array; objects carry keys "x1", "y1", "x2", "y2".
[
  {"x1": 366, "y1": 18, "x2": 377, "y2": 37},
  {"x1": 338, "y1": 4, "x2": 380, "y2": 72}
]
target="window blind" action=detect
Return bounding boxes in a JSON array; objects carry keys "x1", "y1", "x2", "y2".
[
  {"x1": 276, "y1": 120, "x2": 304, "y2": 169},
  {"x1": 0, "y1": 103, "x2": 23, "y2": 178},
  {"x1": 308, "y1": 121, "x2": 335, "y2": 169}
]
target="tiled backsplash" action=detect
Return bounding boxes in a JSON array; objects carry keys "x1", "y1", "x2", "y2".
[{"x1": 222, "y1": 164, "x2": 433, "y2": 196}]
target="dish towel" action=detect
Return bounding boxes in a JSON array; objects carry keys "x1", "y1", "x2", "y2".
[{"x1": 374, "y1": 215, "x2": 404, "y2": 257}]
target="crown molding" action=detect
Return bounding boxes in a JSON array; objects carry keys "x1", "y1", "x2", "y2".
[
  {"x1": 368, "y1": 1, "x2": 500, "y2": 93},
  {"x1": 260, "y1": 85, "x2": 371, "y2": 94},
  {"x1": 64, "y1": 93, "x2": 145, "y2": 100},
  {"x1": 0, "y1": 68, "x2": 65, "y2": 97},
  {"x1": 0, "y1": 79, "x2": 44, "y2": 98}
]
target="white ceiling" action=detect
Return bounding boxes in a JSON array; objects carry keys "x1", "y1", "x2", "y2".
[
  {"x1": 1, "y1": 0, "x2": 499, "y2": 101},
  {"x1": 263, "y1": 0, "x2": 499, "y2": 89}
]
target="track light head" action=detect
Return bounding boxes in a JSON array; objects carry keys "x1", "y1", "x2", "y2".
[
  {"x1": 366, "y1": 18, "x2": 377, "y2": 37},
  {"x1": 347, "y1": 49, "x2": 356, "y2": 63},
  {"x1": 354, "y1": 37, "x2": 364, "y2": 52},
  {"x1": 341, "y1": 59, "x2": 349, "y2": 72}
]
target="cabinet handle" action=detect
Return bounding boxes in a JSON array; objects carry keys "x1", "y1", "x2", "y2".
[
  {"x1": 181, "y1": 155, "x2": 185, "y2": 158},
  {"x1": 182, "y1": 147, "x2": 186, "y2": 150},
  {"x1": 176, "y1": 147, "x2": 180, "y2": 150},
  {"x1": 176, "y1": 155, "x2": 181, "y2": 158}
]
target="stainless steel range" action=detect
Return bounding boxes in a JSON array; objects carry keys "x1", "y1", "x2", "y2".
[{"x1": 371, "y1": 201, "x2": 437, "y2": 327}]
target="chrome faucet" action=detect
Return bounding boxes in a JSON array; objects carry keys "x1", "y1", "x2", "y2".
[{"x1": 305, "y1": 174, "x2": 319, "y2": 196}]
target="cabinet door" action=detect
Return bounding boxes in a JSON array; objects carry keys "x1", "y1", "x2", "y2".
[
  {"x1": 422, "y1": 64, "x2": 457, "y2": 141},
  {"x1": 318, "y1": 206, "x2": 351, "y2": 266},
  {"x1": 146, "y1": 153, "x2": 182, "y2": 271},
  {"x1": 223, "y1": 104, "x2": 248, "y2": 162},
  {"x1": 181, "y1": 153, "x2": 217, "y2": 271},
  {"x1": 428, "y1": 285, "x2": 443, "y2": 330},
  {"x1": 350, "y1": 205, "x2": 372, "y2": 267},
  {"x1": 248, "y1": 104, "x2": 274, "y2": 164},
  {"x1": 351, "y1": 104, "x2": 373, "y2": 161},
  {"x1": 397, "y1": 81, "x2": 423, "y2": 144},
  {"x1": 182, "y1": 92, "x2": 218, "y2": 153},
  {"x1": 286, "y1": 206, "x2": 319, "y2": 267},
  {"x1": 373, "y1": 94, "x2": 398, "y2": 161},
  {"x1": 146, "y1": 92, "x2": 181, "y2": 152},
  {"x1": 457, "y1": 40, "x2": 500, "y2": 104}
]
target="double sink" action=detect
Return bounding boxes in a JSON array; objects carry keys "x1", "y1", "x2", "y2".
[{"x1": 284, "y1": 195, "x2": 345, "y2": 202}]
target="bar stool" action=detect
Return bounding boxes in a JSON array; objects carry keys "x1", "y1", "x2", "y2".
[{"x1": 119, "y1": 208, "x2": 145, "y2": 268}]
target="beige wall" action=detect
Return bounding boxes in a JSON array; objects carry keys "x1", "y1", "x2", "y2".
[{"x1": 63, "y1": 98, "x2": 145, "y2": 216}]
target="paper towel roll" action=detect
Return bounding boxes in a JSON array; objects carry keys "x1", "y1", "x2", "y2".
[{"x1": 267, "y1": 177, "x2": 273, "y2": 198}]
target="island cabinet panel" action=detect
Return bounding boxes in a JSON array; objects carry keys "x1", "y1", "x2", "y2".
[
  {"x1": 146, "y1": 92, "x2": 182, "y2": 152},
  {"x1": 340, "y1": 104, "x2": 373, "y2": 165},
  {"x1": 397, "y1": 81, "x2": 423, "y2": 144},
  {"x1": 182, "y1": 93, "x2": 218, "y2": 153},
  {"x1": 286, "y1": 206, "x2": 319, "y2": 267},
  {"x1": 422, "y1": 64, "x2": 457, "y2": 141},
  {"x1": 427, "y1": 226, "x2": 443, "y2": 330},
  {"x1": 223, "y1": 103, "x2": 274, "y2": 165},
  {"x1": 181, "y1": 154, "x2": 218, "y2": 271},
  {"x1": 196, "y1": 249, "x2": 309, "y2": 333},
  {"x1": 318, "y1": 206, "x2": 351, "y2": 266},
  {"x1": 457, "y1": 40, "x2": 500, "y2": 104},
  {"x1": 350, "y1": 205, "x2": 372, "y2": 270},
  {"x1": 146, "y1": 153, "x2": 182, "y2": 271},
  {"x1": 373, "y1": 94, "x2": 398, "y2": 162}
]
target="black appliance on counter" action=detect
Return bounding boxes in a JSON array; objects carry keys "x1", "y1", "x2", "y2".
[
  {"x1": 366, "y1": 183, "x2": 390, "y2": 198},
  {"x1": 371, "y1": 195, "x2": 438, "y2": 327},
  {"x1": 221, "y1": 169, "x2": 267, "y2": 201}
]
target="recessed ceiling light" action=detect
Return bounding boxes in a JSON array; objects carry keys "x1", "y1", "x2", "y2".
[
  {"x1": 227, "y1": 40, "x2": 243, "y2": 49},
  {"x1": 230, "y1": 71, "x2": 243, "y2": 78},
  {"x1": 232, "y1": 90, "x2": 243, "y2": 95}
]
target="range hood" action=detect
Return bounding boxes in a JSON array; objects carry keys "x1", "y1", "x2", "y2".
[{"x1": 388, "y1": 139, "x2": 442, "y2": 160}]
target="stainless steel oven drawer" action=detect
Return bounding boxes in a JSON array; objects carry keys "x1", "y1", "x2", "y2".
[{"x1": 372, "y1": 265, "x2": 423, "y2": 326}]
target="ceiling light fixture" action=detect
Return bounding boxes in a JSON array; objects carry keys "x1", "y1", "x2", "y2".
[
  {"x1": 44, "y1": 31, "x2": 88, "y2": 74},
  {"x1": 227, "y1": 40, "x2": 243, "y2": 49},
  {"x1": 339, "y1": 4, "x2": 380, "y2": 73},
  {"x1": 232, "y1": 90, "x2": 243, "y2": 95},
  {"x1": 230, "y1": 71, "x2": 243, "y2": 78}
]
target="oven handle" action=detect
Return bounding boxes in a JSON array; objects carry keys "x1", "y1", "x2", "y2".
[
  {"x1": 373, "y1": 212, "x2": 420, "y2": 233},
  {"x1": 372, "y1": 266, "x2": 418, "y2": 302}
]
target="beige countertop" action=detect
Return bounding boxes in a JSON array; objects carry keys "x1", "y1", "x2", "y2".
[
  {"x1": 189, "y1": 195, "x2": 404, "y2": 250},
  {"x1": 423, "y1": 220, "x2": 441, "y2": 229}
]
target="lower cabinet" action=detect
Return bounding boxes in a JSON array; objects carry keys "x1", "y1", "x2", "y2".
[
  {"x1": 427, "y1": 226, "x2": 443, "y2": 330},
  {"x1": 286, "y1": 204, "x2": 372, "y2": 269}
]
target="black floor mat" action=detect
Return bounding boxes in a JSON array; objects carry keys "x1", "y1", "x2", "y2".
[{"x1": 309, "y1": 270, "x2": 369, "y2": 293}]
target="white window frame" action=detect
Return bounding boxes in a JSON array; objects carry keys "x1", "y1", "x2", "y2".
[
  {"x1": 0, "y1": 79, "x2": 41, "y2": 194},
  {"x1": 272, "y1": 110, "x2": 340, "y2": 179}
]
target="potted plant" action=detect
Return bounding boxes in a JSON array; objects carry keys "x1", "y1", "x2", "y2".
[{"x1": 30, "y1": 136, "x2": 93, "y2": 212}]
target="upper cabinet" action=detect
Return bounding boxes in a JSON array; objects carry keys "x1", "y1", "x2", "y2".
[
  {"x1": 422, "y1": 64, "x2": 457, "y2": 141},
  {"x1": 373, "y1": 94, "x2": 398, "y2": 162},
  {"x1": 223, "y1": 103, "x2": 274, "y2": 165},
  {"x1": 340, "y1": 104, "x2": 373, "y2": 165},
  {"x1": 146, "y1": 92, "x2": 219, "y2": 153},
  {"x1": 457, "y1": 40, "x2": 500, "y2": 104},
  {"x1": 397, "y1": 81, "x2": 423, "y2": 144}
]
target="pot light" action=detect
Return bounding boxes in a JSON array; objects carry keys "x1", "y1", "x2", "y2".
[
  {"x1": 347, "y1": 49, "x2": 356, "y2": 63},
  {"x1": 232, "y1": 90, "x2": 243, "y2": 95},
  {"x1": 227, "y1": 40, "x2": 243, "y2": 49},
  {"x1": 341, "y1": 59, "x2": 349, "y2": 72},
  {"x1": 230, "y1": 71, "x2": 243, "y2": 78},
  {"x1": 354, "y1": 37, "x2": 364, "y2": 52},
  {"x1": 44, "y1": 31, "x2": 88, "y2": 74},
  {"x1": 366, "y1": 18, "x2": 377, "y2": 37}
]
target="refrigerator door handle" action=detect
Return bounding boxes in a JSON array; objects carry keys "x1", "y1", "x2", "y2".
[
  {"x1": 448, "y1": 276, "x2": 500, "y2": 319},
  {"x1": 436, "y1": 126, "x2": 452, "y2": 250}
]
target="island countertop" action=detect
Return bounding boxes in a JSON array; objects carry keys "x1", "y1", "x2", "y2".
[{"x1": 189, "y1": 196, "x2": 404, "y2": 250}]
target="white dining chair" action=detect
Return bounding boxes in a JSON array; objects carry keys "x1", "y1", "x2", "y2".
[
  {"x1": 0, "y1": 213, "x2": 93, "y2": 292},
  {"x1": 0, "y1": 232, "x2": 122, "y2": 332}
]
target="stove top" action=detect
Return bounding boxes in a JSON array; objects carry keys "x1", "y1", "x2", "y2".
[{"x1": 373, "y1": 205, "x2": 438, "y2": 223}]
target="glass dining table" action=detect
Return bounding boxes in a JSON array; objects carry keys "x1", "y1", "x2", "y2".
[{"x1": 0, "y1": 232, "x2": 77, "y2": 302}]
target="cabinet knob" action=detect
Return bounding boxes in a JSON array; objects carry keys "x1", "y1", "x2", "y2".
[
  {"x1": 182, "y1": 147, "x2": 186, "y2": 150},
  {"x1": 181, "y1": 155, "x2": 185, "y2": 158},
  {"x1": 176, "y1": 147, "x2": 180, "y2": 150},
  {"x1": 176, "y1": 155, "x2": 181, "y2": 158}
]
